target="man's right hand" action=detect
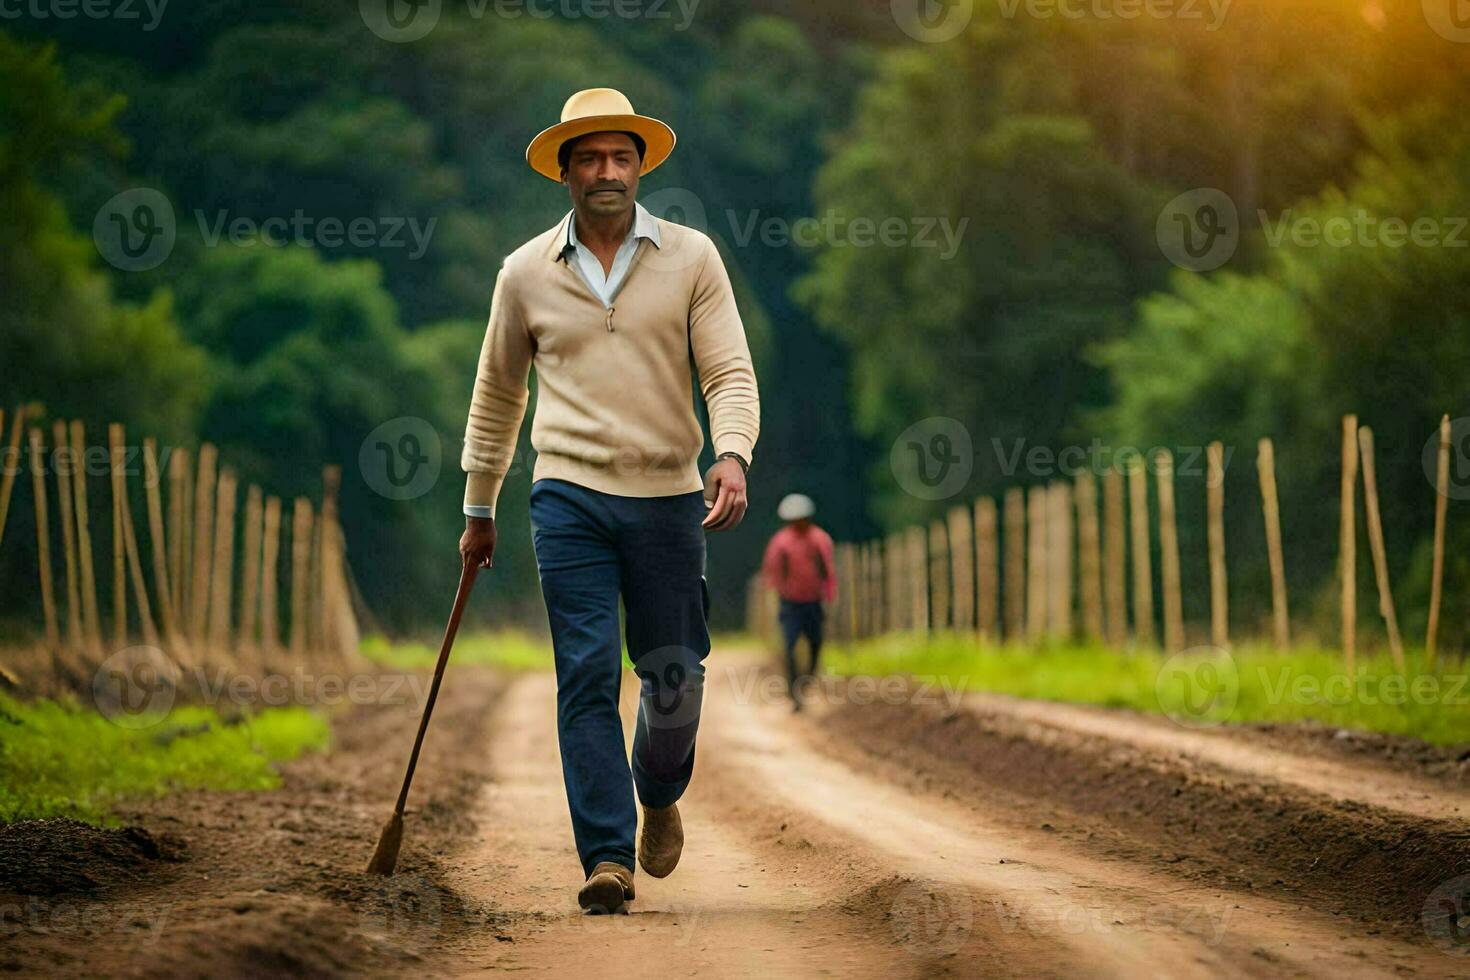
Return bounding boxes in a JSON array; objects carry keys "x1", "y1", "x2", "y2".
[{"x1": 460, "y1": 515, "x2": 497, "y2": 568}]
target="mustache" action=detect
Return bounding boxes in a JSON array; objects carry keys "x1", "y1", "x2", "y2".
[{"x1": 586, "y1": 184, "x2": 627, "y2": 194}]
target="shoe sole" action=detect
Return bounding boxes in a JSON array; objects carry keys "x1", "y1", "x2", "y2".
[{"x1": 578, "y1": 873, "x2": 631, "y2": 914}]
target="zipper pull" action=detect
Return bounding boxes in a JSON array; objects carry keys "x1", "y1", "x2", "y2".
[{"x1": 606, "y1": 306, "x2": 614, "y2": 332}]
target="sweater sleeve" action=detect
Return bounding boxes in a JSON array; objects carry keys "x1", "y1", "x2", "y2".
[
  {"x1": 688, "y1": 236, "x2": 760, "y2": 466},
  {"x1": 461, "y1": 264, "x2": 533, "y2": 517}
]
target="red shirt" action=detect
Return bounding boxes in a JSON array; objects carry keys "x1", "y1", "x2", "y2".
[{"x1": 762, "y1": 525, "x2": 836, "y2": 603}]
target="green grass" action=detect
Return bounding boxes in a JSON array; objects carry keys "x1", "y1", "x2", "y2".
[
  {"x1": 825, "y1": 633, "x2": 1470, "y2": 745},
  {"x1": 359, "y1": 629, "x2": 555, "y2": 671},
  {"x1": 0, "y1": 695, "x2": 330, "y2": 825}
]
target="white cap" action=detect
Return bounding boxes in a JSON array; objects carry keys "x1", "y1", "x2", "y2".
[{"x1": 777, "y1": 493, "x2": 816, "y2": 522}]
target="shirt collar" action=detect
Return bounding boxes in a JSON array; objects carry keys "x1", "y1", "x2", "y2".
[{"x1": 558, "y1": 202, "x2": 661, "y2": 261}]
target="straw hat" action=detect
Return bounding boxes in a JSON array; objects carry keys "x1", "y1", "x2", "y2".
[
  {"x1": 526, "y1": 88, "x2": 676, "y2": 182},
  {"x1": 777, "y1": 494, "x2": 816, "y2": 522}
]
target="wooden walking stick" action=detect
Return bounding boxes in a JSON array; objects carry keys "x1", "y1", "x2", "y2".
[{"x1": 367, "y1": 558, "x2": 480, "y2": 875}]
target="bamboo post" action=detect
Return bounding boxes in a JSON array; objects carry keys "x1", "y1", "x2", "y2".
[
  {"x1": 1357, "y1": 426, "x2": 1405, "y2": 670},
  {"x1": 929, "y1": 520, "x2": 950, "y2": 630},
  {"x1": 119, "y1": 466, "x2": 160, "y2": 648},
  {"x1": 1075, "y1": 471, "x2": 1103, "y2": 642},
  {"x1": 1155, "y1": 449, "x2": 1184, "y2": 653},
  {"x1": 948, "y1": 506, "x2": 974, "y2": 631},
  {"x1": 1046, "y1": 482, "x2": 1073, "y2": 640},
  {"x1": 1340, "y1": 415, "x2": 1359, "y2": 671},
  {"x1": 1206, "y1": 441, "x2": 1228, "y2": 649},
  {"x1": 68, "y1": 421, "x2": 102, "y2": 656},
  {"x1": 868, "y1": 540, "x2": 885, "y2": 636},
  {"x1": 179, "y1": 448, "x2": 194, "y2": 632},
  {"x1": 1102, "y1": 466, "x2": 1127, "y2": 650},
  {"x1": 261, "y1": 495, "x2": 282, "y2": 663},
  {"x1": 833, "y1": 543, "x2": 852, "y2": 642},
  {"x1": 1427, "y1": 415, "x2": 1450, "y2": 668},
  {"x1": 28, "y1": 427, "x2": 61, "y2": 652},
  {"x1": 852, "y1": 542, "x2": 868, "y2": 640},
  {"x1": 1127, "y1": 456, "x2": 1154, "y2": 648},
  {"x1": 108, "y1": 424, "x2": 127, "y2": 649},
  {"x1": 315, "y1": 466, "x2": 342, "y2": 655},
  {"x1": 1026, "y1": 486, "x2": 1047, "y2": 643},
  {"x1": 142, "y1": 439, "x2": 178, "y2": 645},
  {"x1": 52, "y1": 421, "x2": 84, "y2": 655},
  {"x1": 207, "y1": 469, "x2": 238, "y2": 654},
  {"x1": 289, "y1": 497, "x2": 314, "y2": 659},
  {"x1": 1003, "y1": 487, "x2": 1025, "y2": 641},
  {"x1": 168, "y1": 448, "x2": 187, "y2": 625},
  {"x1": 189, "y1": 445, "x2": 217, "y2": 647},
  {"x1": 0, "y1": 406, "x2": 25, "y2": 552},
  {"x1": 975, "y1": 497, "x2": 998, "y2": 641},
  {"x1": 886, "y1": 531, "x2": 905, "y2": 632},
  {"x1": 238, "y1": 487, "x2": 264, "y2": 664},
  {"x1": 908, "y1": 524, "x2": 928, "y2": 633},
  {"x1": 1256, "y1": 438, "x2": 1290, "y2": 650}
]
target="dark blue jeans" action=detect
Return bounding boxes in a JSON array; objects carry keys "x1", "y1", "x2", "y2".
[
  {"x1": 529, "y1": 478, "x2": 710, "y2": 877},
  {"x1": 778, "y1": 599, "x2": 824, "y2": 690}
]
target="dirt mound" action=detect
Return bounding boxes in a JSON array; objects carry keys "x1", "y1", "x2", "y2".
[
  {"x1": 808, "y1": 678, "x2": 1470, "y2": 936},
  {"x1": 0, "y1": 819, "x2": 188, "y2": 896}
]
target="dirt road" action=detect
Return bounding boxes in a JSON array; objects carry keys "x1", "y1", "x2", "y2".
[{"x1": 3, "y1": 652, "x2": 1467, "y2": 977}]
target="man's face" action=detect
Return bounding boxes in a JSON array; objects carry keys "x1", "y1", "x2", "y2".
[{"x1": 562, "y1": 132, "x2": 641, "y2": 219}]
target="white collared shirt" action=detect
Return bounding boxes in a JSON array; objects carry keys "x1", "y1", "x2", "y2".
[{"x1": 560, "y1": 201, "x2": 662, "y2": 307}]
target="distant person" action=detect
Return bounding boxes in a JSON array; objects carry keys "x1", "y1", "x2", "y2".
[
  {"x1": 458, "y1": 88, "x2": 760, "y2": 914},
  {"x1": 762, "y1": 494, "x2": 836, "y2": 710}
]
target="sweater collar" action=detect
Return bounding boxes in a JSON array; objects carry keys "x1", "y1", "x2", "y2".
[{"x1": 551, "y1": 202, "x2": 661, "y2": 263}]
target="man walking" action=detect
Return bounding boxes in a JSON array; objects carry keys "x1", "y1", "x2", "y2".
[
  {"x1": 457, "y1": 89, "x2": 759, "y2": 913},
  {"x1": 761, "y1": 494, "x2": 835, "y2": 710}
]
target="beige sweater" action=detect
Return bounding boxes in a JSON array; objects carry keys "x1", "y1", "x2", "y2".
[{"x1": 461, "y1": 211, "x2": 760, "y2": 515}]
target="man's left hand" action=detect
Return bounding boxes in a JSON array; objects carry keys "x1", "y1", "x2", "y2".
[{"x1": 701, "y1": 457, "x2": 747, "y2": 531}]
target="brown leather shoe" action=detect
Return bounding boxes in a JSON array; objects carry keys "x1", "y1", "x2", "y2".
[
  {"x1": 578, "y1": 861, "x2": 635, "y2": 914},
  {"x1": 638, "y1": 803, "x2": 683, "y2": 878}
]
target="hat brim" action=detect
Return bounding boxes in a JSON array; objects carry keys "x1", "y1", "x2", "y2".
[{"x1": 526, "y1": 114, "x2": 676, "y2": 182}]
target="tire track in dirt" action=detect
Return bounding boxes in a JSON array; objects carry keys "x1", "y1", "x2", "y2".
[
  {"x1": 440, "y1": 671, "x2": 926, "y2": 978},
  {"x1": 696, "y1": 664, "x2": 1451, "y2": 978}
]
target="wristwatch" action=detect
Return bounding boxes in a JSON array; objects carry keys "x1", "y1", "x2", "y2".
[{"x1": 716, "y1": 451, "x2": 749, "y2": 475}]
